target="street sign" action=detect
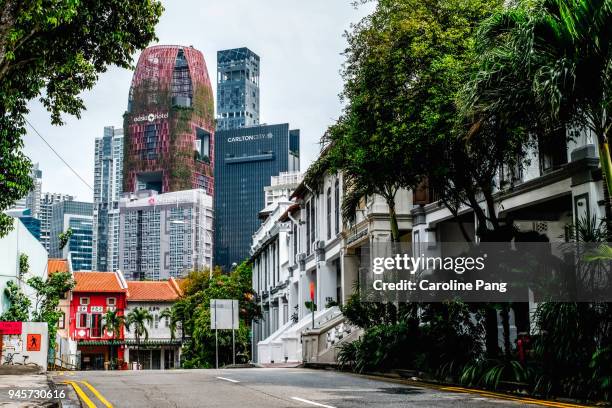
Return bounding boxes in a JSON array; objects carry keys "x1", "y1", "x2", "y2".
[
  {"x1": 0, "y1": 321, "x2": 22, "y2": 335},
  {"x1": 210, "y1": 299, "x2": 239, "y2": 330},
  {"x1": 26, "y1": 334, "x2": 41, "y2": 351},
  {"x1": 210, "y1": 299, "x2": 239, "y2": 369}
]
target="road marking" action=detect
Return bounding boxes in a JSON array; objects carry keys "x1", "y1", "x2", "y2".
[
  {"x1": 63, "y1": 381, "x2": 97, "y2": 408},
  {"x1": 216, "y1": 376, "x2": 240, "y2": 383},
  {"x1": 291, "y1": 397, "x2": 336, "y2": 408},
  {"x1": 81, "y1": 380, "x2": 113, "y2": 408},
  {"x1": 441, "y1": 386, "x2": 594, "y2": 408}
]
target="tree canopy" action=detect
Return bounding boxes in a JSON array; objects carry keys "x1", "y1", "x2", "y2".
[{"x1": 0, "y1": 0, "x2": 163, "y2": 236}]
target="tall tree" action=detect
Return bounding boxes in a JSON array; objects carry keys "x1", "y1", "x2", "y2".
[
  {"x1": 126, "y1": 307, "x2": 153, "y2": 369},
  {"x1": 321, "y1": 0, "x2": 501, "y2": 242},
  {"x1": 103, "y1": 309, "x2": 126, "y2": 369},
  {"x1": 463, "y1": 0, "x2": 612, "y2": 225},
  {"x1": 0, "y1": 0, "x2": 163, "y2": 237}
]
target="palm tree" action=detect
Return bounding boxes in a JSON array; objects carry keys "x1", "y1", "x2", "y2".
[
  {"x1": 125, "y1": 307, "x2": 153, "y2": 369},
  {"x1": 103, "y1": 310, "x2": 125, "y2": 369},
  {"x1": 159, "y1": 307, "x2": 177, "y2": 340},
  {"x1": 465, "y1": 0, "x2": 612, "y2": 224}
]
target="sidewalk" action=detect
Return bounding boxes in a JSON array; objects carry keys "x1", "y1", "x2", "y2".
[
  {"x1": 258, "y1": 362, "x2": 302, "y2": 368},
  {"x1": 0, "y1": 366, "x2": 58, "y2": 407}
]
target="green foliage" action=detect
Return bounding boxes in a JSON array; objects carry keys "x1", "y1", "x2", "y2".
[
  {"x1": 103, "y1": 310, "x2": 126, "y2": 340},
  {"x1": 0, "y1": 0, "x2": 162, "y2": 238},
  {"x1": 340, "y1": 298, "x2": 484, "y2": 380},
  {"x1": 18, "y1": 253, "x2": 28, "y2": 278},
  {"x1": 58, "y1": 227, "x2": 73, "y2": 251},
  {"x1": 126, "y1": 307, "x2": 153, "y2": 342},
  {"x1": 304, "y1": 301, "x2": 317, "y2": 312},
  {"x1": 28, "y1": 271, "x2": 75, "y2": 342},
  {"x1": 460, "y1": 358, "x2": 529, "y2": 389},
  {"x1": 0, "y1": 280, "x2": 30, "y2": 321},
  {"x1": 322, "y1": 0, "x2": 501, "y2": 241},
  {"x1": 170, "y1": 261, "x2": 260, "y2": 368},
  {"x1": 464, "y1": 0, "x2": 612, "y2": 198},
  {"x1": 1, "y1": 271, "x2": 74, "y2": 346}
]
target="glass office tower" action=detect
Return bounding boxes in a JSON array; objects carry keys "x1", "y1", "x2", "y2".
[
  {"x1": 216, "y1": 48, "x2": 260, "y2": 130},
  {"x1": 214, "y1": 124, "x2": 299, "y2": 271},
  {"x1": 50, "y1": 201, "x2": 94, "y2": 271}
]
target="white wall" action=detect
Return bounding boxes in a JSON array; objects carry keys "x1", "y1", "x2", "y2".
[
  {"x1": 1, "y1": 322, "x2": 49, "y2": 371},
  {"x1": 125, "y1": 301, "x2": 174, "y2": 340},
  {"x1": 0, "y1": 218, "x2": 48, "y2": 315}
]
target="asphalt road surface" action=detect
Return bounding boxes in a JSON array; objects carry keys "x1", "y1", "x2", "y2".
[{"x1": 49, "y1": 368, "x2": 580, "y2": 408}]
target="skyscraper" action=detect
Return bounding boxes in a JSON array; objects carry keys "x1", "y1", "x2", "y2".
[
  {"x1": 123, "y1": 45, "x2": 215, "y2": 196},
  {"x1": 214, "y1": 124, "x2": 300, "y2": 271},
  {"x1": 39, "y1": 192, "x2": 74, "y2": 251},
  {"x1": 13, "y1": 162, "x2": 42, "y2": 218},
  {"x1": 50, "y1": 201, "x2": 94, "y2": 271},
  {"x1": 216, "y1": 48, "x2": 260, "y2": 130},
  {"x1": 93, "y1": 126, "x2": 124, "y2": 271},
  {"x1": 118, "y1": 189, "x2": 213, "y2": 280}
]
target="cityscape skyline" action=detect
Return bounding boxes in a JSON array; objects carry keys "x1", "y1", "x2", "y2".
[{"x1": 21, "y1": 0, "x2": 375, "y2": 202}]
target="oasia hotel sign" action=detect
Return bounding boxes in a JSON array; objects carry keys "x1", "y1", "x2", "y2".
[{"x1": 133, "y1": 112, "x2": 169, "y2": 123}]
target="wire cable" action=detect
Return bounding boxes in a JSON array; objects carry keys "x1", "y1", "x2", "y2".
[{"x1": 25, "y1": 118, "x2": 94, "y2": 191}]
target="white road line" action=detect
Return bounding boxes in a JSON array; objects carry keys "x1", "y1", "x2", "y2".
[
  {"x1": 216, "y1": 376, "x2": 240, "y2": 383},
  {"x1": 291, "y1": 397, "x2": 336, "y2": 408}
]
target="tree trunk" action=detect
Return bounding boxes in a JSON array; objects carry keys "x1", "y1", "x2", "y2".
[
  {"x1": 387, "y1": 198, "x2": 400, "y2": 243},
  {"x1": 500, "y1": 304, "x2": 511, "y2": 357},
  {"x1": 485, "y1": 307, "x2": 499, "y2": 358}
]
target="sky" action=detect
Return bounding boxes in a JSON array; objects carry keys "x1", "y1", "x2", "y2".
[{"x1": 22, "y1": 0, "x2": 375, "y2": 202}]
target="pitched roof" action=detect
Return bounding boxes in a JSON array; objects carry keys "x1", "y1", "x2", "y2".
[
  {"x1": 127, "y1": 278, "x2": 182, "y2": 302},
  {"x1": 73, "y1": 271, "x2": 127, "y2": 293},
  {"x1": 47, "y1": 259, "x2": 69, "y2": 275}
]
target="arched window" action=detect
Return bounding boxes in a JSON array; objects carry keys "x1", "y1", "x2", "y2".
[
  {"x1": 326, "y1": 187, "x2": 332, "y2": 240},
  {"x1": 334, "y1": 179, "x2": 340, "y2": 235}
]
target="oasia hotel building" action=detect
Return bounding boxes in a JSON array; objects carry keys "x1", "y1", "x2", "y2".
[
  {"x1": 123, "y1": 45, "x2": 215, "y2": 195},
  {"x1": 119, "y1": 45, "x2": 216, "y2": 279}
]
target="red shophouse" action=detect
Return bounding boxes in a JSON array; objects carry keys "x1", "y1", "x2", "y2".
[{"x1": 70, "y1": 271, "x2": 128, "y2": 370}]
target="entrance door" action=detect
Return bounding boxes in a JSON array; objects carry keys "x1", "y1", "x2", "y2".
[
  {"x1": 151, "y1": 350, "x2": 161, "y2": 370},
  {"x1": 164, "y1": 349, "x2": 175, "y2": 369}
]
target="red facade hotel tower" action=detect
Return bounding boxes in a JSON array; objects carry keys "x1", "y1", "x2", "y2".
[{"x1": 123, "y1": 45, "x2": 215, "y2": 195}]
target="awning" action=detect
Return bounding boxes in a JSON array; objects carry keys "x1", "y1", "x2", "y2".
[
  {"x1": 78, "y1": 339, "x2": 181, "y2": 347},
  {"x1": 125, "y1": 339, "x2": 181, "y2": 346}
]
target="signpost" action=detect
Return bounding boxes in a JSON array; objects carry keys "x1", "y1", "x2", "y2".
[
  {"x1": 210, "y1": 299, "x2": 239, "y2": 369},
  {"x1": 309, "y1": 282, "x2": 315, "y2": 329}
]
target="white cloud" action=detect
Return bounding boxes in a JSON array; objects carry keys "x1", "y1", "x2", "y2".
[{"x1": 23, "y1": 0, "x2": 374, "y2": 201}]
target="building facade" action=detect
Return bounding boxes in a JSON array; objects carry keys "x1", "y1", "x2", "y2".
[
  {"x1": 264, "y1": 171, "x2": 303, "y2": 208},
  {"x1": 40, "y1": 192, "x2": 74, "y2": 252},
  {"x1": 4, "y1": 208, "x2": 41, "y2": 240},
  {"x1": 119, "y1": 189, "x2": 213, "y2": 281},
  {"x1": 70, "y1": 271, "x2": 128, "y2": 370},
  {"x1": 125, "y1": 279, "x2": 182, "y2": 369},
  {"x1": 12, "y1": 162, "x2": 42, "y2": 218},
  {"x1": 123, "y1": 45, "x2": 215, "y2": 196},
  {"x1": 0, "y1": 217, "x2": 48, "y2": 317},
  {"x1": 50, "y1": 201, "x2": 94, "y2": 272},
  {"x1": 93, "y1": 126, "x2": 124, "y2": 272},
  {"x1": 214, "y1": 124, "x2": 300, "y2": 271},
  {"x1": 216, "y1": 47, "x2": 260, "y2": 130}
]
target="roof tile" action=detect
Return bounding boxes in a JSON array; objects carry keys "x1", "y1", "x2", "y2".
[
  {"x1": 127, "y1": 279, "x2": 181, "y2": 301},
  {"x1": 73, "y1": 271, "x2": 126, "y2": 293}
]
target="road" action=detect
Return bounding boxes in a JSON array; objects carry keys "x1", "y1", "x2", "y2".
[{"x1": 49, "y1": 368, "x2": 582, "y2": 408}]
